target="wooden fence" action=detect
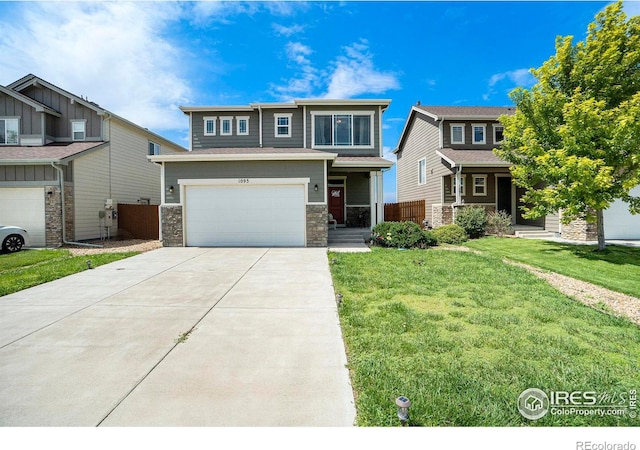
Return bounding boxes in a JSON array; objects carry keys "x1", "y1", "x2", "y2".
[
  {"x1": 117, "y1": 204, "x2": 159, "y2": 239},
  {"x1": 384, "y1": 200, "x2": 426, "y2": 225}
]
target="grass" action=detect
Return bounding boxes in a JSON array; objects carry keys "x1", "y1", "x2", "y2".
[
  {"x1": 464, "y1": 237, "x2": 640, "y2": 298},
  {"x1": 0, "y1": 249, "x2": 138, "y2": 297},
  {"x1": 328, "y1": 247, "x2": 640, "y2": 426}
]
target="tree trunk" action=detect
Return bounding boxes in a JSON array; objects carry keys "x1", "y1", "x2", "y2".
[{"x1": 596, "y1": 209, "x2": 606, "y2": 251}]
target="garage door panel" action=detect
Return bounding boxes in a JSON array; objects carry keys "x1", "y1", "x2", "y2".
[
  {"x1": 603, "y1": 186, "x2": 640, "y2": 240},
  {"x1": 185, "y1": 184, "x2": 306, "y2": 247},
  {"x1": 0, "y1": 188, "x2": 46, "y2": 247}
]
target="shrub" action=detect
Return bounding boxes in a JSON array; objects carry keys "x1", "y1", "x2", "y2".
[
  {"x1": 455, "y1": 206, "x2": 488, "y2": 239},
  {"x1": 371, "y1": 221, "x2": 435, "y2": 249},
  {"x1": 486, "y1": 210, "x2": 514, "y2": 236},
  {"x1": 432, "y1": 224, "x2": 468, "y2": 245}
]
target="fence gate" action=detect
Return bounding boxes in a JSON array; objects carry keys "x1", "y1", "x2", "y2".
[{"x1": 117, "y1": 204, "x2": 159, "y2": 239}]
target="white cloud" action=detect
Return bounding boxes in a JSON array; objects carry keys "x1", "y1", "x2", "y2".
[
  {"x1": 272, "y1": 23, "x2": 306, "y2": 37},
  {"x1": 323, "y1": 40, "x2": 400, "y2": 98},
  {"x1": 483, "y1": 68, "x2": 536, "y2": 100},
  {"x1": 0, "y1": 2, "x2": 191, "y2": 133}
]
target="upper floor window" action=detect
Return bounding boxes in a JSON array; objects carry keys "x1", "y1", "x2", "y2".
[
  {"x1": 236, "y1": 116, "x2": 249, "y2": 136},
  {"x1": 148, "y1": 141, "x2": 160, "y2": 156},
  {"x1": 450, "y1": 124, "x2": 465, "y2": 145},
  {"x1": 204, "y1": 117, "x2": 216, "y2": 136},
  {"x1": 312, "y1": 112, "x2": 373, "y2": 148},
  {"x1": 493, "y1": 124, "x2": 504, "y2": 144},
  {"x1": 418, "y1": 158, "x2": 426, "y2": 185},
  {"x1": 275, "y1": 113, "x2": 292, "y2": 138},
  {"x1": 220, "y1": 117, "x2": 233, "y2": 136},
  {"x1": 0, "y1": 118, "x2": 19, "y2": 145},
  {"x1": 472, "y1": 124, "x2": 486, "y2": 145},
  {"x1": 71, "y1": 120, "x2": 86, "y2": 141}
]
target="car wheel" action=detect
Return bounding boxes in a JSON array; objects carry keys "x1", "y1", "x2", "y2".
[{"x1": 2, "y1": 234, "x2": 24, "y2": 253}]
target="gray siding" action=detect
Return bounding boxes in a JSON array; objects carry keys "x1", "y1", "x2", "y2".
[
  {"x1": 442, "y1": 120, "x2": 502, "y2": 150},
  {"x1": 345, "y1": 172, "x2": 370, "y2": 205},
  {"x1": 21, "y1": 85, "x2": 103, "y2": 140},
  {"x1": 0, "y1": 164, "x2": 72, "y2": 183},
  {"x1": 164, "y1": 160, "x2": 325, "y2": 204},
  {"x1": 73, "y1": 147, "x2": 110, "y2": 240},
  {"x1": 191, "y1": 111, "x2": 260, "y2": 149},
  {"x1": 396, "y1": 112, "x2": 448, "y2": 224},
  {"x1": 262, "y1": 108, "x2": 304, "y2": 148},
  {"x1": 0, "y1": 92, "x2": 43, "y2": 138},
  {"x1": 443, "y1": 169, "x2": 510, "y2": 205},
  {"x1": 304, "y1": 105, "x2": 381, "y2": 157}
]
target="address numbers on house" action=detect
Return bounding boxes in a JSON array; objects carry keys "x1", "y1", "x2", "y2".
[{"x1": 238, "y1": 178, "x2": 250, "y2": 184}]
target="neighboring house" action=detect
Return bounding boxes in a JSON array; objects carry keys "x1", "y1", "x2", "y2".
[
  {"x1": 149, "y1": 99, "x2": 393, "y2": 247},
  {"x1": 394, "y1": 104, "x2": 640, "y2": 240},
  {"x1": 0, "y1": 74, "x2": 185, "y2": 247}
]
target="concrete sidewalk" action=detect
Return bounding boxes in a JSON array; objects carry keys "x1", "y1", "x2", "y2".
[{"x1": 0, "y1": 248, "x2": 355, "y2": 426}]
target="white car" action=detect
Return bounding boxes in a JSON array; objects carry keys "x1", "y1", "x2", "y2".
[{"x1": 0, "y1": 225, "x2": 30, "y2": 253}]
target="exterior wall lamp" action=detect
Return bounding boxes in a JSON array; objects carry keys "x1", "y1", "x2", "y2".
[
  {"x1": 314, "y1": 184, "x2": 319, "y2": 192},
  {"x1": 169, "y1": 186, "x2": 174, "y2": 194}
]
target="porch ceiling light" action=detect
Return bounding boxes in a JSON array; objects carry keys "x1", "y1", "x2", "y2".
[{"x1": 396, "y1": 396, "x2": 411, "y2": 426}]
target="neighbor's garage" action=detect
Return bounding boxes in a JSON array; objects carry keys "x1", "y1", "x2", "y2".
[
  {"x1": 184, "y1": 183, "x2": 306, "y2": 247},
  {"x1": 0, "y1": 187, "x2": 46, "y2": 247},
  {"x1": 603, "y1": 185, "x2": 640, "y2": 240}
]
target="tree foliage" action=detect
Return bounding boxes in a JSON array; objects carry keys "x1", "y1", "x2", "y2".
[{"x1": 496, "y1": 1, "x2": 640, "y2": 250}]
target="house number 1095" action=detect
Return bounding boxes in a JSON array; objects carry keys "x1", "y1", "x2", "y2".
[{"x1": 238, "y1": 178, "x2": 250, "y2": 184}]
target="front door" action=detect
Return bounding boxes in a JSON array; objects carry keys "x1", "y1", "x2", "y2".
[
  {"x1": 329, "y1": 187, "x2": 345, "y2": 225},
  {"x1": 496, "y1": 177, "x2": 512, "y2": 216}
]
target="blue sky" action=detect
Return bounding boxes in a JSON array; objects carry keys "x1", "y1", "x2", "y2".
[{"x1": 1, "y1": 0, "x2": 637, "y2": 202}]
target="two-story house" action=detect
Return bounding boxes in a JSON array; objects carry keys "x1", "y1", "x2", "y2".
[
  {"x1": 149, "y1": 99, "x2": 393, "y2": 247},
  {"x1": 394, "y1": 105, "x2": 562, "y2": 232},
  {"x1": 0, "y1": 74, "x2": 185, "y2": 247}
]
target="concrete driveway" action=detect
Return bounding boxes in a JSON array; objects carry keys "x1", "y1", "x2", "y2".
[{"x1": 0, "y1": 248, "x2": 356, "y2": 426}]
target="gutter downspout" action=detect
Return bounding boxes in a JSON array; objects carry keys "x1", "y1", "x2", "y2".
[
  {"x1": 51, "y1": 162, "x2": 102, "y2": 248},
  {"x1": 258, "y1": 105, "x2": 263, "y2": 148},
  {"x1": 453, "y1": 164, "x2": 463, "y2": 222}
]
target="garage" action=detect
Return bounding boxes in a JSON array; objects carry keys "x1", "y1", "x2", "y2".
[
  {"x1": 604, "y1": 186, "x2": 640, "y2": 240},
  {"x1": 0, "y1": 187, "x2": 46, "y2": 247},
  {"x1": 184, "y1": 182, "x2": 306, "y2": 247}
]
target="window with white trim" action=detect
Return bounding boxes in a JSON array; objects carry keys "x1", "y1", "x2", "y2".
[
  {"x1": 204, "y1": 116, "x2": 216, "y2": 136},
  {"x1": 0, "y1": 118, "x2": 19, "y2": 145},
  {"x1": 236, "y1": 116, "x2": 249, "y2": 135},
  {"x1": 312, "y1": 112, "x2": 373, "y2": 148},
  {"x1": 472, "y1": 174, "x2": 487, "y2": 196},
  {"x1": 451, "y1": 174, "x2": 466, "y2": 196},
  {"x1": 220, "y1": 117, "x2": 233, "y2": 136},
  {"x1": 71, "y1": 120, "x2": 86, "y2": 141},
  {"x1": 418, "y1": 158, "x2": 426, "y2": 185},
  {"x1": 450, "y1": 123, "x2": 465, "y2": 144},
  {"x1": 148, "y1": 141, "x2": 160, "y2": 156},
  {"x1": 493, "y1": 124, "x2": 504, "y2": 144},
  {"x1": 472, "y1": 124, "x2": 486, "y2": 145},
  {"x1": 275, "y1": 113, "x2": 292, "y2": 138}
]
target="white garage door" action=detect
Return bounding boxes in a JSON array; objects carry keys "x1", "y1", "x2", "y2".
[
  {"x1": 185, "y1": 184, "x2": 306, "y2": 247},
  {"x1": 604, "y1": 186, "x2": 640, "y2": 240},
  {"x1": 0, "y1": 187, "x2": 46, "y2": 247}
]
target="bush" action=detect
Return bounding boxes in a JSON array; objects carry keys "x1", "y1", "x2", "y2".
[
  {"x1": 372, "y1": 221, "x2": 435, "y2": 249},
  {"x1": 486, "y1": 210, "x2": 514, "y2": 236},
  {"x1": 455, "y1": 206, "x2": 488, "y2": 239},
  {"x1": 432, "y1": 224, "x2": 468, "y2": 245}
]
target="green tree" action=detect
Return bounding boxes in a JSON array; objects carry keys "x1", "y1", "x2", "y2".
[{"x1": 496, "y1": 1, "x2": 640, "y2": 251}]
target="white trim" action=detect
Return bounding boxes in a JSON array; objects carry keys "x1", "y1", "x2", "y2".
[
  {"x1": 188, "y1": 112, "x2": 193, "y2": 151},
  {"x1": 328, "y1": 175, "x2": 347, "y2": 225},
  {"x1": 438, "y1": 119, "x2": 444, "y2": 149},
  {"x1": 150, "y1": 152, "x2": 337, "y2": 163},
  {"x1": 236, "y1": 116, "x2": 249, "y2": 135},
  {"x1": 418, "y1": 158, "x2": 427, "y2": 185},
  {"x1": 258, "y1": 106, "x2": 263, "y2": 147},
  {"x1": 450, "y1": 123, "x2": 465, "y2": 145},
  {"x1": 472, "y1": 174, "x2": 488, "y2": 196},
  {"x1": 346, "y1": 204, "x2": 370, "y2": 208},
  {"x1": 303, "y1": 105, "x2": 307, "y2": 147},
  {"x1": 0, "y1": 117, "x2": 20, "y2": 145},
  {"x1": 310, "y1": 110, "x2": 375, "y2": 149},
  {"x1": 332, "y1": 159, "x2": 393, "y2": 169},
  {"x1": 203, "y1": 116, "x2": 217, "y2": 136},
  {"x1": 451, "y1": 173, "x2": 467, "y2": 197},
  {"x1": 493, "y1": 123, "x2": 505, "y2": 144},
  {"x1": 274, "y1": 113, "x2": 292, "y2": 138},
  {"x1": 378, "y1": 105, "x2": 383, "y2": 157},
  {"x1": 148, "y1": 140, "x2": 161, "y2": 156},
  {"x1": 71, "y1": 119, "x2": 86, "y2": 141},
  {"x1": 472, "y1": 123, "x2": 486, "y2": 145},
  {"x1": 220, "y1": 116, "x2": 233, "y2": 136},
  {"x1": 436, "y1": 150, "x2": 456, "y2": 167},
  {"x1": 178, "y1": 177, "x2": 311, "y2": 204}
]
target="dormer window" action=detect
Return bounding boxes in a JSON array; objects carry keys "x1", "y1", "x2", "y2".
[
  {"x1": 450, "y1": 124, "x2": 465, "y2": 144},
  {"x1": 71, "y1": 120, "x2": 86, "y2": 141},
  {"x1": 0, "y1": 118, "x2": 19, "y2": 145},
  {"x1": 472, "y1": 124, "x2": 486, "y2": 145}
]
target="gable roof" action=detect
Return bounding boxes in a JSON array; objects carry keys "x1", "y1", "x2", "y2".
[
  {"x1": 0, "y1": 85, "x2": 61, "y2": 117},
  {"x1": 436, "y1": 148, "x2": 511, "y2": 168},
  {"x1": 394, "y1": 104, "x2": 515, "y2": 154}
]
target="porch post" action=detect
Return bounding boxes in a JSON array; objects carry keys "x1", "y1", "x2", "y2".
[
  {"x1": 376, "y1": 171, "x2": 384, "y2": 226},
  {"x1": 370, "y1": 171, "x2": 376, "y2": 226},
  {"x1": 454, "y1": 167, "x2": 462, "y2": 220}
]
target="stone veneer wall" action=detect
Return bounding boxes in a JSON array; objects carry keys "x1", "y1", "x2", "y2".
[
  {"x1": 346, "y1": 206, "x2": 371, "y2": 228},
  {"x1": 306, "y1": 204, "x2": 328, "y2": 247},
  {"x1": 45, "y1": 185, "x2": 74, "y2": 247},
  {"x1": 561, "y1": 218, "x2": 597, "y2": 241},
  {"x1": 161, "y1": 204, "x2": 184, "y2": 247},
  {"x1": 431, "y1": 204, "x2": 453, "y2": 228}
]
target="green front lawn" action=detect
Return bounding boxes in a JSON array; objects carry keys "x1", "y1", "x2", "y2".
[
  {"x1": 329, "y1": 247, "x2": 640, "y2": 426},
  {"x1": 464, "y1": 237, "x2": 640, "y2": 298},
  {"x1": 0, "y1": 249, "x2": 138, "y2": 297}
]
